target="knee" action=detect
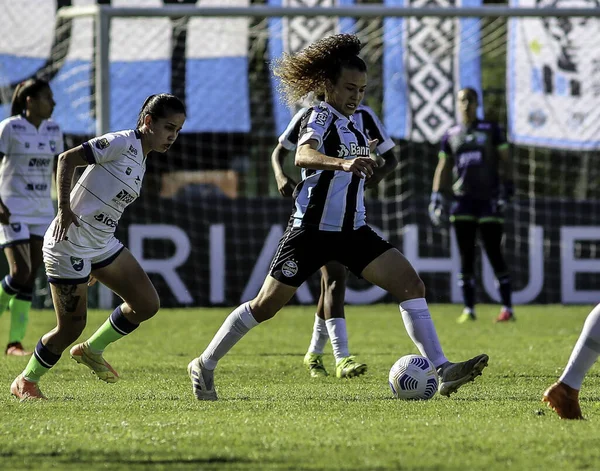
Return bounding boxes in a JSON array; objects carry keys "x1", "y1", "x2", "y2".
[
  {"x1": 9, "y1": 266, "x2": 32, "y2": 287},
  {"x1": 401, "y1": 276, "x2": 426, "y2": 301},
  {"x1": 249, "y1": 298, "x2": 279, "y2": 323},
  {"x1": 133, "y1": 295, "x2": 160, "y2": 320}
]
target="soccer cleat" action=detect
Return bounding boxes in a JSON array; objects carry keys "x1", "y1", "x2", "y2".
[
  {"x1": 70, "y1": 342, "x2": 119, "y2": 383},
  {"x1": 457, "y1": 310, "x2": 476, "y2": 324},
  {"x1": 188, "y1": 357, "x2": 218, "y2": 401},
  {"x1": 5, "y1": 342, "x2": 32, "y2": 356},
  {"x1": 10, "y1": 374, "x2": 47, "y2": 401},
  {"x1": 336, "y1": 356, "x2": 367, "y2": 379},
  {"x1": 437, "y1": 353, "x2": 489, "y2": 397},
  {"x1": 495, "y1": 308, "x2": 515, "y2": 323},
  {"x1": 542, "y1": 381, "x2": 584, "y2": 420},
  {"x1": 303, "y1": 352, "x2": 329, "y2": 378}
]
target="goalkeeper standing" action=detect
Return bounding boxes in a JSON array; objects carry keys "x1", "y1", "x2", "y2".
[
  {"x1": 0, "y1": 79, "x2": 63, "y2": 356},
  {"x1": 429, "y1": 88, "x2": 514, "y2": 323}
]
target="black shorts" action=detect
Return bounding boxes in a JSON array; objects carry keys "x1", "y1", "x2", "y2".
[{"x1": 269, "y1": 225, "x2": 394, "y2": 287}]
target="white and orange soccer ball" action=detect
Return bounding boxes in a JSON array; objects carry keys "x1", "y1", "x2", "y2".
[{"x1": 389, "y1": 354, "x2": 438, "y2": 400}]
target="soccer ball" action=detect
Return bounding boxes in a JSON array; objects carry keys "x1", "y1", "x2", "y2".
[{"x1": 388, "y1": 354, "x2": 438, "y2": 400}]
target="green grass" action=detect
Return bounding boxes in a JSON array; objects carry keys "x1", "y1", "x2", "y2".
[{"x1": 2, "y1": 304, "x2": 600, "y2": 470}]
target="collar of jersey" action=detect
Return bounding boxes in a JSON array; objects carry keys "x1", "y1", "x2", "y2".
[{"x1": 318, "y1": 101, "x2": 355, "y2": 123}]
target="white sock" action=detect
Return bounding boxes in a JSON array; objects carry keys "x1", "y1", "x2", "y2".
[
  {"x1": 307, "y1": 314, "x2": 329, "y2": 355},
  {"x1": 559, "y1": 303, "x2": 600, "y2": 390},
  {"x1": 399, "y1": 298, "x2": 448, "y2": 368},
  {"x1": 200, "y1": 302, "x2": 258, "y2": 370},
  {"x1": 325, "y1": 318, "x2": 349, "y2": 361}
]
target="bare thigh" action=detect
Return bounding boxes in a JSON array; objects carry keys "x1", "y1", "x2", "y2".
[
  {"x1": 92, "y1": 248, "x2": 159, "y2": 323},
  {"x1": 360, "y1": 248, "x2": 425, "y2": 302},
  {"x1": 4, "y1": 243, "x2": 32, "y2": 286}
]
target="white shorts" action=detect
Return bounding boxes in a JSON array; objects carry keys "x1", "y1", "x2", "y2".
[
  {"x1": 0, "y1": 220, "x2": 52, "y2": 248},
  {"x1": 43, "y1": 236, "x2": 124, "y2": 284}
]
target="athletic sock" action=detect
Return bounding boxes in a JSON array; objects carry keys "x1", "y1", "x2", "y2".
[
  {"x1": 307, "y1": 314, "x2": 329, "y2": 355},
  {"x1": 325, "y1": 318, "x2": 349, "y2": 362},
  {"x1": 22, "y1": 339, "x2": 61, "y2": 383},
  {"x1": 87, "y1": 306, "x2": 139, "y2": 353},
  {"x1": 8, "y1": 292, "x2": 32, "y2": 344}
]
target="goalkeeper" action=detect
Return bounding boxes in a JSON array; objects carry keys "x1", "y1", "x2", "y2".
[{"x1": 429, "y1": 87, "x2": 514, "y2": 324}]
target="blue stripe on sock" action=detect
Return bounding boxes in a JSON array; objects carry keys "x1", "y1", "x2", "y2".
[
  {"x1": 109, "y1": 306, "x2": 139, "y2": 336},
  {"x1": 33, "y1": 339, "x2": 60, "y2": 369}
]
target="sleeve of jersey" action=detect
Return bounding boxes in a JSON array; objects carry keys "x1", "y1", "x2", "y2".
[
  {"x1": 278, "y1": 108, "x2": 307, "y2": 151},
  {"x1": 361, "y1": 107, "x2": 395, "y2": 154},
  {"x1": 439, "y1": 132, "x2": 451, "y2": 159},
  {"x1": 0, "y1": 120, "x2": 11, "y2": 156},
  {"x1": 297, "y1": 107, "x2": 329, "y2": 149},
  {"x1": 82, "y1": 133, "x2": 125, "y2": 165}
]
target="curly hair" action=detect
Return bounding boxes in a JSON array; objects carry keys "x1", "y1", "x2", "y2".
[{"x1": 272, "y1": 34, "x2": 366, "y2": 106}]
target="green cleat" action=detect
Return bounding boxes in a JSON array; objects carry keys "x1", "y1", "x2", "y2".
[
  {"x1": 336, "y1": 356, "x2": 367, "y2": 379},
  {"x1": 457, "y1": 309, "x2": 476, "y2": 324},
  {"x1": 303, "y1": 352, "x2": 329, "y2": 378}
]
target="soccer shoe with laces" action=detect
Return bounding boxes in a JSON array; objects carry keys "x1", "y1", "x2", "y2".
[
  {"x1": 542, "y1": 381, "x2": 584, "y2": 420},
  {"x1": 457, "y1": 310, "x2": 476, "y2": 324},
  {"x1": 336, "y1": 356, "x2": 367, "y2": 379},
  {"x1": 10, "y1": 374, "x2": 47, "y2": 401},
  {"x1": 437, "y1": 354, "x2": 489, "y2": 397},
  {"x1": 303, "y1": 352, "x2": 329, "y2": 377},
  {"x1": 70, "y1": 342, "x2": 119, "y2": 383},
  {"x1": 188, "y1": 357, "x2": 218, "y2": 401},
  {"x1": 5, "y1": 342, "x2": 32, "y2": 356},
  {"x1": 495, "y1": 308, "x2": 515, "y2": 323}
]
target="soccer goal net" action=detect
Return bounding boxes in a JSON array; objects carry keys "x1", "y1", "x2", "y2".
[{"x1": 2, "y1": 2, "x2": 600, "y2": 308}]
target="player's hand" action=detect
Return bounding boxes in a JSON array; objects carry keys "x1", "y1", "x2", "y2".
[
  {"x1": 87, "y1": 276, "x2": 98, "y2": 287},
  {"x1": 0, "y1": 200, "x2": 10, "y2": 225},
  {"x1": 275, "y1": 173, "x2": 297, "y2": 198},
  {"x1": 53, "y1": 207, "x2": 80, "y2": 242},
  {"x1": 342, "y1": 157, "x2": 377, "y2": 179},
  {"x1": 428, "y1": 192, "x2": 449, "y2": 227}
]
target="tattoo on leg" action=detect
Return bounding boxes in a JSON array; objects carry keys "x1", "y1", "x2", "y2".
[{"x1": 55, "y1": 285, "x2": 82, "y2": 313}]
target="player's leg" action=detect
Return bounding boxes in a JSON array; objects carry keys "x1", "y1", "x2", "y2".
[
  {"x1": 452, "y1": 216, "x2": 478, "y2": 323},
  {"x1": 350, "y1": 227, "x2": 488, "y2": 397},
  {"x1": 479, "y1": 219, "x2": 514, "y2": 322},
  {"x1": 11, "y1": 281, "x2": 89, "y2": 400},
  {"x1": 304, "y1": 272, "x2": 330, "y2": 377},
  {"x1": 69, "y1": 247, "x2": 159, "y2": 382},
  {"x1": 542, "y1": 304, "x2": 600, "y2": 419}
]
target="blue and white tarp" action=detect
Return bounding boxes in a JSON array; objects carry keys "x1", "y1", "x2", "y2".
[
  {"x1": 268, "y1": 0, "x2": 355, "y2": 136},
  {"x1": 0, "y1": 0, "x2": 251, "y2": 134},
  {"x1": 383, "y1": 0, "x2": 483, "y2": 143},
  {"x1": 507, "y1": 0, "x2": 600, "y2": 150}
]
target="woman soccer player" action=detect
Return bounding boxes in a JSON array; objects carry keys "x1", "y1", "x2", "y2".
[
  {"x1": 10, "y1": 94, "x2": 186, "y2": 400},
  {"x1": 188, "y1": 34, "x2": 488, "y2": 401},
  {"x1": 429, "y1": 88, "x2": 515, "y2": 324},
  {"x1": 272, "y1": 97, "x2": 398, "y2": 378},
  {"x1": 0, "y1": 79, "x2": 63, "y2": 356}
]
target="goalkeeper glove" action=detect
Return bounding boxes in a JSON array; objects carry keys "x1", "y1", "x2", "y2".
[{"x1": 428, "y1": 192, "x2": 449, "y2": 227}]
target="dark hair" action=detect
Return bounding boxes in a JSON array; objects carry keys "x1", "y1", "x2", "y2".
[
  {"x1": 459, "y1": 87, "x2": 479, "y2": 103},
  {"x1": 11, "y1": 78, "x2": 50, "y2": 116},
  {"x1": 136, "y1": 94, "x2": 186, "y2": 128},
  {"x1": 272, "y1": 34, "x2": 367, "y2": 106}
]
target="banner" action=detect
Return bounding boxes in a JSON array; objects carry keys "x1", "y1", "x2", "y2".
[
  {"x1": 268, "y1": 0, "x2": 355, "y2": 136},
  {"x1": 507, "y1": 0, "x2": 600, "y2": 150},
  {"x1": 0, "y1": 0, "x2": 251, "y2": 134},
  {"x1": 383, "y1": 0, "x2": 483, "y2": 143}
]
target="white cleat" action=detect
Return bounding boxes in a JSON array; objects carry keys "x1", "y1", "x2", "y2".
[
  {"x1": 187, "y1": 357, "x2": 218, "y2": 401},
  {"x1": 438, "y1": 354, "x2": 489, "y2": 397}
]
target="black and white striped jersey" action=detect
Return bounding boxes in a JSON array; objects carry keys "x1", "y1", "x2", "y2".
[
  {"x1": 292, "y1": 102, "x2": 373, "y2": 232},
  {"x1": 279, "y1": 103, "x2": 395, "y2": 156}
]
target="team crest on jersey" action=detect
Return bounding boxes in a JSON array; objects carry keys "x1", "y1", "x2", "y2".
[
  {"x1": 10, "y1": 223, "x2": 21, "y2": 233},
  {"x1": 281, "y1": 260, "x2": 298, "y2": 278},
  {"x1": 70, "y1": 257, "x2": 84, "y2": 272},
  {"x1": 126, "y1": 167, "x2": 132, "y2": 175},
  {"x1": 50, "y1": 140, "x2": 56, "y2": 152},
  {"x1": 338, "y1": 144, "x2": 350, "y2": 158},
  {"x1": 96, "y1": 138, "x2": 110, "y2": 150},
  {"x1": 128, "y1": 145, "x2": 138, "y2": 156}
]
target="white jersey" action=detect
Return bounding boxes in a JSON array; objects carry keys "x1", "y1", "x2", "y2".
[
  {"x1": 0, "y1": 115, "x2": 63, "y2": 223},
  {"x1": 54, "y1": 129, "x2": 145, "y2": 253}
]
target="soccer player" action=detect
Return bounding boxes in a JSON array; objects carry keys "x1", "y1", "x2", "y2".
[
  {"x1": 542, "y1": 303, "x2": 600, "y2": 420},
  {"x1": 429, "y1": 88, "x2": 515, "y2": 324},
  {"x1": 0, "y1": 79, "x2": 63, "y2": 356},
  {"x1": 189, "y1": 34, "x2": 489, "y2": 401},
  {"x1": 10, "y1": 94, "x2": 186, "y2": 400},
  {"x1": 272, "y1": 97, "x2": 398, "y2": 378}
]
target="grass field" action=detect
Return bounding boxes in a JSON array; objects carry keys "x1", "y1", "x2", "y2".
[{"x1": 2, "y1": 304, "x2": 600, "y2": 470}]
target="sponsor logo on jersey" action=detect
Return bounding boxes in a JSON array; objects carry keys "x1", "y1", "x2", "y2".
[
  {"x1": 338, "y1": 144, "x2": 350, "y2": 158},
  {"x1": 350, "y1": 142, "x2": 370, "y2": 157},
  {"x1": 135, "y1": 176, "x2": 141, "y2": 187},
  {"x1": 38, "y1": 142, "x2": 45, "y2": 150},
  {"x1": 26, "y1": 183, "x2": 48, "y2": 191},
  {"x1": 29, "y1": 158, "x2": 51, "y2": 167},
  {"x1": 457, "y1": 150, "x2": 483, "y2": 168},
  {"x1": 11, "y1": 124, "x2": 26, "y2": 131},
  {"x1": 93, "y1": 213, "x2": 118, "y2": 228},
  {"x1": 128, "y1": 145, "x2": 138, "y2": 156},
  {"x1": 10, "y1": 223, "x2": 21, "y2": 233},
  {"x1": 281, "y1": 260, "x2": 298, "y2": 277},
  {"x1": 339, "y1": 126, "x2": 353, "y2": 134},
  {"x1": 70, "y1": 256, "x2": 84, "y2": 272},
  {"x1": 126, "y1": 167, "x2": 132, "y2": 175},
  {"x1": 46, "y1": 124, "x2": 60, "y2": 132},
  {"x1": 314, "y1": 110, "x2": 329, "y2": 127},
  {"x1": 115, "y1": 189, "x2": 135, "y2": 205},
  {"x1": 96, "y1": 138, "x2": 110, "y2": 150}
]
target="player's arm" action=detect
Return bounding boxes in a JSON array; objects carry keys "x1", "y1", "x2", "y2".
[
  {"x1": 429, "y1": 142, "x2": 453, "y2": 227},
  {"x1": 271, "y1": 143, "x2": 296, "y2": 198},
  {"x1": 365, "y1": 148, "x2": 398, "y2": 188},
  {"x1": 53, "y1": 146, "x2": 88, "y2": 241},
  {"x1": 495, "y1": 124, "x2": 514, "y2": 201},
  {"x1": 296, "y1": 139, "x2": 377, "y2": 179},
  {"x1": 432, "y1": 151, "x2": 453, "y2": 194}
]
